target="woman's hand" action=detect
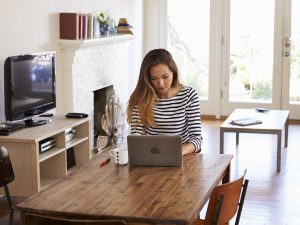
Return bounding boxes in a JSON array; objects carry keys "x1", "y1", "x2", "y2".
[{"x1": 182, "y1": 143, "x2": 196, "y2": 156}]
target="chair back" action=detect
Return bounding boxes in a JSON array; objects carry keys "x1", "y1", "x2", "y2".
[
  {"x1": 25, "y1": 213, "x2": 127, "y2": 225},
  {"x1": 0, "y1": 146, "x2": 15, "y2": 187},
  {"x1": 0, "y1": 146, "x2": 16, "y2": 210},
  {"x1": 204, "y1": 170, "x2": 249, "y2": 225}
]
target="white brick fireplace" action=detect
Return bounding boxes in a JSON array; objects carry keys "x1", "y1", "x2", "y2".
[{"x1": 57, "y1": 34, "x2": 134, "y2": 116}]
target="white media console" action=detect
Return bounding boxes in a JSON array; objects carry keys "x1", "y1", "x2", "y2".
[{"x1": 0, "y1": 116, "x2": 91, "y2": 197}]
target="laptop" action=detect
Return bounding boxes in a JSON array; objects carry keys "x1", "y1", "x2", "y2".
[{"x1": 127, "y1": 135, "x2": 182, "y2": 167}]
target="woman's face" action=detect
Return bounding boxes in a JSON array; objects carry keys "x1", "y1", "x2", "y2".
[{"x1": 149, "y1": 64, "x2": 174, "y2": 98}]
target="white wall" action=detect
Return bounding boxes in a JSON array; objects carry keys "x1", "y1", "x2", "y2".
[
  {"x1": 0, "y1": 0, "x2": 144, "y2": 122},
  {"x1": 143, "y1": 0, "x2": 167, "y2": 53}
]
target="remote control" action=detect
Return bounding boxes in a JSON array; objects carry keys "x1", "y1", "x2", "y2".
[
  {"x1": 0, "y1": 122, "x2": 26, "y2": 135},
  {"x1": 65, "y1": 112, "x2": 88, "y2": 118},
  {"x1": 40, "y1": 113, "x2": 54, "y2": 117},
  {"x1": 253, "y1": 108, "x2": 270, "y2": 113}
]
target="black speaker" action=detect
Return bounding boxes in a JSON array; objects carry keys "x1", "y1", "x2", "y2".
[{"x1": 67, "y1": 148, "x2": 76, "y2": 169}]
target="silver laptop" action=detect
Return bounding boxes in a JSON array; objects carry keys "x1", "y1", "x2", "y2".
[{"x1": 127, "y1": 135, "x2": 182, "y2": 167}]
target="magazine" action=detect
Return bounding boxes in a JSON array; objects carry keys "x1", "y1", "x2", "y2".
[{"x1": 230, "y1": 118, "x2": 262, "y2": 126}]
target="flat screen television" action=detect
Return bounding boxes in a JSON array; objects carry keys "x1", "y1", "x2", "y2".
[{"x1": 4, "y1": 52, "x2": 56, "y2": 127}]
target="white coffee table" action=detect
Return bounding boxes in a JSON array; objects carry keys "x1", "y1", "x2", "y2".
[{"x1": 220, "y1": 108, "x2": 289, "y2": 172}]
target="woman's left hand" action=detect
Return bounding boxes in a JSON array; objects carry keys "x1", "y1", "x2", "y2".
[{"x1": 182, "y1": 143, "x2": 196, "y2": 156}]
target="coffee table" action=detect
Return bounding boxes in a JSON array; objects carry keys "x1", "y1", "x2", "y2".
[{"x1": 220, "y1": 108, "x2": 289, "y2": 172}]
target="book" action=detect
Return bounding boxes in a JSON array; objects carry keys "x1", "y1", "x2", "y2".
[
  {"x1": 93, "y1": 15, "x2": 100, "y2": 38},
  {"x1": 230, "y1": 118, "x2": 262, "y2": 126},
  {"x1": 60, "y1": 13, "x2": 79, "y2": 40},
  {"x1": 116, "y1": 18, "x2": 133, "y2": 35},
  {"x1": 116, "y1": 27, "x2": 133, "y2": 35},
  {"x1": 78, "y1": 14, "x2": 83, "y2": 39},
  {"x1": 87, "y1": 13, "x2": 94, "y2": 39},
  {"x1": 82, "y1": 14, "x2": 87, "y2": 39}
]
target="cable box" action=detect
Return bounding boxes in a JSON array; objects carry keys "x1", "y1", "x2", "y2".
[
  {"x1": 65, "y1": 128, "x2": 75, "y2": 142},
  {"x1": 39, "y1": 137, "x2": 57, "y2": 153}
]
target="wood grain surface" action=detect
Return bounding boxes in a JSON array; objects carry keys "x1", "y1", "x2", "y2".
[{"x1": 17, "y1": 153, "x2": 232, "y2": 225}]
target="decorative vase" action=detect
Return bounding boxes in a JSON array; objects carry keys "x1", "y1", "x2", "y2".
[
  {"x1": 100, "y1": 95, "x2": 126, "y2": 149},
  {"x1": 99, "y1": 23, "x2": 109, "y2": 36}
]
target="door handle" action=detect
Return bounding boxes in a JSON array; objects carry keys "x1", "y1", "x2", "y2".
[
  {"x1": 284, "y1": 51, "x2": 290, "y2": 57},
  {"x1": 285, "y1": 37, "x2": 291, "y2": 48}
]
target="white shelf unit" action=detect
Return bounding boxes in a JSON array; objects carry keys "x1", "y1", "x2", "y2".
[{"x1": 0, "y1": 116, "x2": 91, "y2": 197}]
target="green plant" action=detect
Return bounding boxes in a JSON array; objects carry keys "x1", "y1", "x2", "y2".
[
  {"x1": 97, "y1": 11, "x2": 110, "y2": 25},
  {"x1": 251, "y1": 79, "x2": 272, "y2": 100},
  {"x1": 241, "y1": 75, "x2": 250, "y2": 90}
]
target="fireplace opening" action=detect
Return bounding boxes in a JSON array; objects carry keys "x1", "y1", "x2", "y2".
[{"x1": 93, "y1": 85, "x2": 114, "y2": 151}]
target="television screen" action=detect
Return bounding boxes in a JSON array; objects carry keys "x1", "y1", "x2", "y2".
[{"x1": 4, "y1": 52, "x2": 56, "y2": 126}]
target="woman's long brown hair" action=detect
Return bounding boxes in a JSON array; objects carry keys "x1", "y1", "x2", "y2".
[{"x1": 127, "y1": 49, "x2": 180, "y2": 126}]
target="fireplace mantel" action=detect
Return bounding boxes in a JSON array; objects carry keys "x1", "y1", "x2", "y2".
[
  {"x1": 57, "y1": 33, "x2": 133, "y2": 116},
  {"x1": 58, "y1": 34, "x2": 134, "y2": 49}
]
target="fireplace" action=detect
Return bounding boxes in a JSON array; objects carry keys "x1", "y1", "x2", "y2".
[
  {"x1": 93, "y1": 85, "x2": 114, "y2": 147},
  {"x1": 57, "y1": 35, "x2": 134, "y2": 152}
]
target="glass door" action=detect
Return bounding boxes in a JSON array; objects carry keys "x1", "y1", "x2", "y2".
[
  {"x1": 221, "y1": 0, "x2": 280, "y2": 115},
  {"x1": 167, "y1": 0, "x2": 214, "y2": 114},
  {"x1": 221, "y1": 0, "x2": 300, "y2": 119},
  {"x1": 282, "y1": 0, "x2": 300, "y2": 119},
  {"x1": 164, "y1": 0, "x2": 300, "y2": 119}
]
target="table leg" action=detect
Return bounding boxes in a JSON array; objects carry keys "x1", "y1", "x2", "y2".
[
  {"x1": 222, "y1": 163, "x2": 230, "y2": 184},
  {"x1": 236, "y1": 132, "x2": 239, "y2": 145},
  {"x1": 220, "y1": 129, "x2": 224, "y2": 154},
  {"x1": 284, "y1": 116, "x2": 289, "y2": 147},
  {"x1": 277, "y1": 131, "x2": 282, "y2": 172},
  {"x1": 21, "y1": 211, "x2": 27, "y2": 225}
]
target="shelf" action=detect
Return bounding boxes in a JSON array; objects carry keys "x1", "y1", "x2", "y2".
[
  {"x1": 39, "y1": 146, "x2": 66, "y2": 162},
  {"x1": 65, "y1": 137, "x2": 89, "y2": 149},
  {"x1": 0, "y1": 116, "x2": 91, "y2": 197},
  {"x1": 58, "y1": 34, "x2": 134, "y2": 49}
]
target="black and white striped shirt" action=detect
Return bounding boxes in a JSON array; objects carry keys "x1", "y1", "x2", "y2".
[{"x1": 130, "y1": 86, "x2": 202, "y2": 151}]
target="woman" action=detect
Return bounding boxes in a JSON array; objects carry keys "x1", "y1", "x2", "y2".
[{"x1": 127, "y1": 49, "x2": 202, "y2": 155}]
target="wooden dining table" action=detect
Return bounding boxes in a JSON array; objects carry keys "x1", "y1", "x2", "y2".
[{"x1": 17, "y1": 152, "x2": 233, "y2": 225}]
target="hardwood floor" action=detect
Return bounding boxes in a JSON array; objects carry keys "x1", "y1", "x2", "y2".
[
  {"x1": 1, "y1": 119, "x2": 299, "y2": 224},
  {"x1": 201, "y1": 119, "x2": 300, "y2": 225}
]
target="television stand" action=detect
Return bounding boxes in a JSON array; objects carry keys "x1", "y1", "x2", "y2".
[
  {"x1": 0, "y1": 115, "x2": 91, "y2": 196},
  {"x1": 24, "y1": 118, "x2": 51, "y2": 127}
]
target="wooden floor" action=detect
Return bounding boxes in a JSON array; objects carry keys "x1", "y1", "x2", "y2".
[
  {"x1": 1, "y1": 119, "x2": 299, "y2": 224},
  {"x1": 200, "y1": 119, "x2": 300, "y2": 225}
]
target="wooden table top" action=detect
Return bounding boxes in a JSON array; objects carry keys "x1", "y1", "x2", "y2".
[
  {"x1": 17, "y1": 153, "x2": 233, "y2": 225},
  {"x1": 221, "y1": 108, "x2": 289, "y2": 131}
]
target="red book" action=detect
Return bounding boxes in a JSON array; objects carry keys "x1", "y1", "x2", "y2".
[
  {"x1": 60, "y1": 13, "x2": 79, "y2": 40},
  {"x1": 78, "y1": 14, "x2": 83, "y2": 39},
  {"x1": 82, "y1": 14, "x2": 88, "y2": 39}
]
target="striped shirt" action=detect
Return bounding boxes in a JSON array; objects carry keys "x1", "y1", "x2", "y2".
[{"x1": 130, "y1": 86, "x2": 202, "y2": 152}]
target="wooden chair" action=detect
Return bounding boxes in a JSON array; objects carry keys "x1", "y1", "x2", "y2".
[
  {"x1": 194, "y1": 170, "x2": 249, "y2": 225},
  {"x1": 25, "y1": 213, "x2": 127, "y2": 225},
  {"x1": 0, "y1": 146, "x2": 26, "y2": 225}
]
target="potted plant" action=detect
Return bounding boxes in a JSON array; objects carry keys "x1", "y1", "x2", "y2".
[{"x1": 97, "y1": 11, "x2": 110, "y2": 36}]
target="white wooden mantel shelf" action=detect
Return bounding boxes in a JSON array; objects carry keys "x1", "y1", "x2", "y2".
[{"x1": 58, "y1": 34, "x2": 134, "y2": 49}]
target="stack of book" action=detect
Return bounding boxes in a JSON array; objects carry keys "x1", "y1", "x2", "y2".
[
  {"x1": 116, "y1": 18, "x2": 133, "y2": 35},
  {"x1": 59, "y1": 12, "x2": 100, "y2": 40}
]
